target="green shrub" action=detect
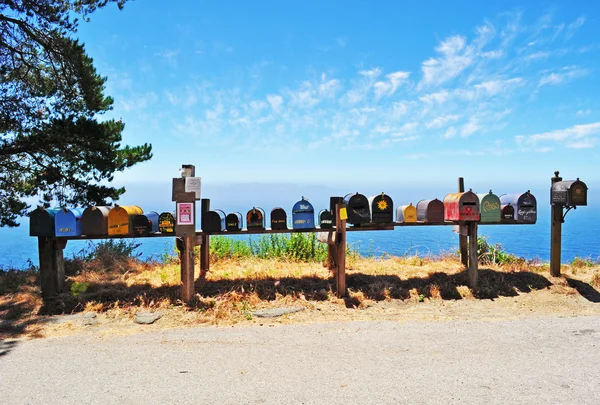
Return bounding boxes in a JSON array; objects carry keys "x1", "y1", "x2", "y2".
[
  {"x1": 570, "y1": 257, "x2": 596, "y2": 268},
  {"x1": 476, "y1": 236, "x2": 519, "y2": 265}
]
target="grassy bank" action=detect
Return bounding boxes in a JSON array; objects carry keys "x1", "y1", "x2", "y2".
[{"x1": 1, "y1": 234, "x2": 599, "y2": 338}]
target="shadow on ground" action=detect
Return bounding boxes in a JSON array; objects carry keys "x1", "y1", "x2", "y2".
[{"x1": 3, "y1": 266, "x2": 598, "y2": 341}]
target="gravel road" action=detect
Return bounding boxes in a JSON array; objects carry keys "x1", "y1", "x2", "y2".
[{"x1": 1, "y1": 316, "x2": 599, "y2": 404}]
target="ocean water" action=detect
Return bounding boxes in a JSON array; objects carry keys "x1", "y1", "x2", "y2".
[{"x1": 1, "y1": 205, "x2": 598, "y2": 269}]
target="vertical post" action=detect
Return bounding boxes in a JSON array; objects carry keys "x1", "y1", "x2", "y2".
[
  {"x1": 458, "y1": 177, "x2": 468, "y2": 267},
  {"x1": 38, "y1": 237, "x2": 67, "y2": 299},
  {"x1": 550, "y1": 171, "x2": 563, "y2": 277},
  {"x1": 335, "y1": 203, "x2": 347, "y2": 297},
  {"x1": 327, "y1": 244, "x2": 336, "y2": 271},
  {"x1": 180, "y1": 235, "x2": 195, "y2": 304},
  {"x1": 467, "y1": 222, "x2": 478, "y2": 289},
  {"x1": 199, "y1": 198, "x2": 211, "y2": 281}
]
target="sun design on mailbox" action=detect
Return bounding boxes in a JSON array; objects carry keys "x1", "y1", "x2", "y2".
[{"x1": 377, "y1": 200, "x2": 388, "y2": 211}]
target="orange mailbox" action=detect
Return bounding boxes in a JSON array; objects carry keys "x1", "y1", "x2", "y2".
[
  {"x1": 108, "y1": 205, "x2": 143, "y2": 236},
  {"x1": 443, "y1": 190, "x2": 480, "y2": 222}
]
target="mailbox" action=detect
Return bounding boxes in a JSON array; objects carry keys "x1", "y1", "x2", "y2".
[
  {"x1": 444, "y1": 190, "x2": 480, "y2": 222},
  {"x1": 477, "y1": 191, "x2": 501, "y2": 223},
  {"x1": 30, "y1": 207, "x2": 59, "y2": 237},
  {"x1": 270, "y1": 208, "x2": 288, "y2": 230},
  {"x1": 226, "y1": 212, "x2": 243, "y2": 231},
  {"x1": 500, "y1": 204, "x2": 515, "y2": 222},
  {"x1": 133, "y1": 211, "x2": 159, "y2": 236},
  {"x1": 108, "y1": 205, "x2": 143, "y2": 236},
  {"x1": 500, "y1": 191, "x2": 537, "y2": 223},
  {"x1": 551, "y1": 179, "x2": 588, "y2": 207},
  {"x1": 329, "y1": 196, "x2": 345, "y2": 222},
  {"x1": 416, "y1": 199, "x2": 444, "y2": 223},
  {"x1": 247, "y1": 207, "x2": 266, "y2": 230},
  {"x1": 292, "y1": 197, "x2": 315, "y2": 229},
  {"x1": 158, "y1": 212, "x2": 175, "y2": 235},
  {"x1": 55, "y1": 208, "x2": 84, "y2": 237},
  {"x1": 202, "y1": 209, "x2": 226, "y2": 232},
  {"x1": 343, "y1": 193, "x2": 371, "y2": 225},
  {"x1": 368, "y1": 193, "x2": 394, "y2": 223},
  {"x1": 319, "y1": 209, "x2": 334, "y2": 228},
  {"x1": 396, "y1": 203, "x2": 417, "y2": 223},
  {"x1": 82, "y1": 206, "x2": 110, "y2": 236}
]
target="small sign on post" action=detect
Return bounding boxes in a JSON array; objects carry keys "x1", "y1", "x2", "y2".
[{"x1": 177, "y1": 202, "x2": 194, "y2": 225}]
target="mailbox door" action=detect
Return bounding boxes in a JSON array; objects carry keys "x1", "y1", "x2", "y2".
[
  {"x1": 30, "y1": 208, "x2": 59, "y2": 237},
  {"x1": 203, "y1": 210, "x2": 226, "y2": 232},
  {"x1": 270, "y1": 208, "x2": 287, "y2": 230},
  {"x1": 247, "y1": 208, "x2": 265, "y2": 229},
  {"x1": 478, "y1": 193, "x2": 501, "y2": 223},
  {"x1": 458, "y1": 191, "x2": 480, "y2": 221},
  {"x1": 82, "y1": 206, "x2": 110, "y2": 236},
  {"x1": 55, "y1": 208, "x2": 83, "y2": 237},
  {"x1": 401, "y1": 205, "x2": 417, "y2": 223},
  {"x1": 517, "y1": 192, "x2": 537, "y2": 223},
  {"x1": 369, "y1": 194, "x2": 393, "y2": 223},
  {"x1": 292, "y1": 199, "x2": 315, "y2": 229},
  {"x1": 344, "y1": 193, "x2": 371, "y2": 225},
  {"x1": 158, "y1": 212, "x2": 176, "y2": 235},
  {"x1": 500, "y1": 204, "x2": 515, "y2": 222},
  {"x1": 133, "y1": 214, "x2": 151, "y2": 236},
  {"x1": 226, "y1": 212, "x2": 242, "y2": 231},
  {"x1": 319, "y1": 210, "x2": 334, "y2": 228}
]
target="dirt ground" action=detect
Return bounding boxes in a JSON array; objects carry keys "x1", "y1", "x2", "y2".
[{"x1": 2, "y1": 256, "x2": 600, "y2": 340}]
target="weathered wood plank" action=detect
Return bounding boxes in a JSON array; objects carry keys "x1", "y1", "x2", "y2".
[
  {"x1": 335, "y1": 203, "x2": 347, "y2": 297},
  {"x1": 468, "y1": 222, "x2": 478, "y2": 290},
  {"x1": 38, "y1": 237, "x2": 66, "y2": 299}
]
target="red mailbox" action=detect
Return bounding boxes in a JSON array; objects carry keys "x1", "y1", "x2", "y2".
[{"x1": 443, "y1": 190, "x2": 480, "y2": 222}]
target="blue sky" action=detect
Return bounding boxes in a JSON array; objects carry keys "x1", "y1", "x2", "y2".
[{"x1": 74, "y1": 0, "x2": 600, "y2": 209}]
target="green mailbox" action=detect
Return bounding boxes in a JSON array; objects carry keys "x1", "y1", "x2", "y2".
[{"x1": 30, "y1": 207, "x2": 60, "y2": 237}]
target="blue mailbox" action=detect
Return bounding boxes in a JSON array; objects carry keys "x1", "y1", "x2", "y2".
[
  {"x1": 292, "y1": 197, "x2": 315, "y2": 229},
  {"x1": 55, "y1": 208, "x2": 84, "y2": 237}
]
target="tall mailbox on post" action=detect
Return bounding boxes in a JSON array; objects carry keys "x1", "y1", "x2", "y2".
[{"x1": 550, "y1": 172, "x2": 588, "y2": 277}]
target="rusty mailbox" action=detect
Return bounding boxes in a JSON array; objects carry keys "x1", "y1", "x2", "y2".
[
  {"x1": 226, "y1": 212, "x2": 243, "y2": 231},
  {"x1": 416, "y1": 199, "x2": 444, "y2": 223},
  {"x1": 551, "y1": 178, "x2": 588, "y2": 207},
  {"x1": 444, "y1": 190, "x2": 480, "y2": 222},
  {"x1": 396, "y1": 203, "x2": 417, "y2": 223},
  {"x1": 368, "y1": 193, "x2": 394, "y2": 224},
  {"x1": 247, "y1": 207, "x2": 266, "y2": 230},
  {"x1": 82, "y1": 206, "x2": 111, "y2": 236},
  {"x1": 343, "y1": 193, "x2": 371, "y2": 225},
  {"x1": 499, "y1": 191, "x2": 537, "y2": 223},
  {"x1": 271, "y1": 208, "x2": 288, "y2": 230}
]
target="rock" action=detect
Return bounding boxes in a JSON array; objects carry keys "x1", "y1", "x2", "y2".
[
  {"x1": 251, "y1": 307, "x2": 304, "y2": 318},
  {"x1": 83, "y1": 312, "x2": 97, "y2": 326},
  {"x1": 134, "y1": 312, "x2": 163, "y2": 325}
]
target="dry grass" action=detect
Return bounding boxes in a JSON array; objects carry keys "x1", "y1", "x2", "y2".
[{"x1": 2, "y1": 254, "x2": 600, "y2": 339}]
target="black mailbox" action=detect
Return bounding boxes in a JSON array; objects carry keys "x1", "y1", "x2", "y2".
[
  {"x1": 551, "y1": 179, "x2": 588, "y2": 206},
  {"x1": 30, "y1": 207, "x2": 59, "y2": 237},
  {"x1": 247, "y1": 207, "x2": 266, "y2": 230},
  {"x1": 270, "y1": 208, "x2": 287, "y2": 230},
  {"x1": 368, "y1": 192, "x2": 394, "y2": 223},
  {"x1": 226, "y1": 212, "x2": 243, "y2": 231},
  {"x1": 329, "y1": 196, "x2": 345, "y2": 222},
  {"x1": 500, "y1": 204, "x2": 515, "y2": 222},
  {"x1": 158, "y1": 212, "x2": 175, "y2": 235},
  {"x1": 319, "y1": 209, "x2": 334, "y2": 228},
  {"x1": 343, "y1": 193, "x2": 371, "y2": 225},
  {"x1": 203, "y1": 209, "x2": 226, "y2": 232}
]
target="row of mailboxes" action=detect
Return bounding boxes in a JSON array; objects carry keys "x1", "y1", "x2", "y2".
[{"x1": 30, "y1": 205, "x2": 177, "y2": 237}]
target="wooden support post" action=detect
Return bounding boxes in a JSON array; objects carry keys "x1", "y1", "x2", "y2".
[
  {"x1": 180, "y1": 235, "x2": 195, "y2": 304},
  {"x1": 458, "y1": 177, "x2": 468, "y2": 267},
  {"x1": 38, "y1": 237, "x2": 67, "y2": 299},
  {"x1": 550, "y1": 171, "x2": 563, "y2": 277},
  {"x1": 199, "y1": 199, "x2": 211, "y2": 281},
  {"x1": 335, "y1": 203, "x2": 347, "y2": 297},
  {"x1": 467, "y1": 222, "x2": 478, "y2": 289},
  {"x1": 327, "y1": 244, "x2": 336, "y2": 271}
]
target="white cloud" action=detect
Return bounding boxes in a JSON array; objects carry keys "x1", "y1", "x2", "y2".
[
  {"x1": 519, "y1": 122, "x2": 600, "y2": 149},
  {"x1": 565, "y1": 17, "x2": 585, "y2": 41},
  {"x1": 374, "y1": 71, "x2": 411, "y2": 98},
  {"x1": 425, "y1": 114, "x2": 460, "y2": 129},
  {"x1": 267, "y1": 94, "x2": 283, "y2": 112},
  {"x1": 344, "y1": 67, "x2": 382, "y2": 103},
  {"x1": 444, "y1": 127, "x2": 457, "y2": 139},
  {"x1": 474, "y1": 78, "x2": 523, "y2": 96},
  {"x1": 420, "y1": 35, "x2": 474, "y2": 87},
  {"x1": 461, "y1": 118, "x2": 481, "y2": 137},
  {"x1": 538, "y1": 66, "x2": 589, "y2": 87},
  {"x1": 576, "y1": 109, "x2": 591, "y2": 117}
]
